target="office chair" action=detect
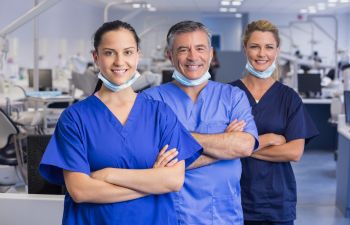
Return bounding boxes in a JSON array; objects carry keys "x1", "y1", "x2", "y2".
[{"x1": 0, "y1": 109, "x2": 27, "y2": 191}]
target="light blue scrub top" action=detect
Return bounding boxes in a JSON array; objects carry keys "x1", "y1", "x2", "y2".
[
  {"x1": 39, "y1": 94, "x2": 202, "y2": 225},
  {"x1": 143, "y1": 81, "x2": 259, "y2": 225}
]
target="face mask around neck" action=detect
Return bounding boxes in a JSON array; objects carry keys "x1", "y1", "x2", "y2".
[
  {"x1": 98, "y1": 71, "x2": 140, "y2": 92},
  {"x1": 172, "y1": 69, "x2": 211, "y2": 86},
  {"x1": 245, "y1": 60, "x2": 276, "y2": 79}
]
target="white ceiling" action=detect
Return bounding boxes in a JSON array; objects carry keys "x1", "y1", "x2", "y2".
[{"x1": 88, "y1": 0, "x2": 350, "y2": 14}]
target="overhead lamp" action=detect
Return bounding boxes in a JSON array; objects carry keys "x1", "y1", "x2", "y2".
[
  {"x1": 220, "y1": 0, "x2": 230, "y2": 6},
  {"x1": 229, "y1": 8, "x2": 237, "y2": 12},
  {"x1": 148, "y1": 7, "x2": 157, "y2": 12},
  {"x1": 219, "y1": 7, "x2": 228, "y2": 12},
  {"x1": 300, "y1": 8, "x2": 308, "y2": 14},
  {"x1": 132, "y1": 3, "x2": 141, "y2": 8},
  {"x1": 340, "y1": 0, "x2": 349, "y2": 3},
  {"x1": 317, "y1": 3, "x2": 326, "y2": 10},
  {"x1": 308, "y1": 6, "x2": 317, "y2": 13},
  {"x1": 232, "y1": 1, "x2": 242, "y2": 6},
  {"x1": 235, "y1": 13, "x2": 242, "y2": 18}
]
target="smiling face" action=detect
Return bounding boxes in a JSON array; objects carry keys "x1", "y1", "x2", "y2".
[
  {"x1": 93, "y1": 28, "x2": 139, "y2": 85},
  {"x1": 244, "y1": 31, "x2": 279, "y2": 72},
  {"x1": 168, "y1": 30, "x2": 213, "y2": 80}
]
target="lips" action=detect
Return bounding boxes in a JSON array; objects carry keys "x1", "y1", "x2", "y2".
[
  {"x1": 111, "y1": 68, "x2": 127, "y2": 75},
  {"x1": 185, "y1": 64, "x2": 202, "y2": 71}
]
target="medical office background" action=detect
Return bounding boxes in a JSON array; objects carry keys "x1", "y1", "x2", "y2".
[{"x1": 2, "y1": 0, "x2": 350, "y2": 225}]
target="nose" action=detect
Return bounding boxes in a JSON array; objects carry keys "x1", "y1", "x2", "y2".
[
  {"x1": 113, "y1": 54, "x2": 124, "y2": 66},
  {"x1": 187, "y1": 48, "x2": 199, "y2": 61},
  {"x1": 257, "y1": 47, "x2": 266, "y2": 57}
]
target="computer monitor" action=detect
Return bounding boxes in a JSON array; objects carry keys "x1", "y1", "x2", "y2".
[
  {"x1": 27, "y1": 69, "x2": 53, "y2": 91},
  {"x1": 297, "y1": 73, "x2": 322, "y2": 98},
  {"x1": 344, "y1": 91, "x2": 350, "y2": 124}
]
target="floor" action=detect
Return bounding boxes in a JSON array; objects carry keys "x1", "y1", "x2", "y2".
[{"x1": 293, "y1": 149, "x2": 350, "y2": 225}]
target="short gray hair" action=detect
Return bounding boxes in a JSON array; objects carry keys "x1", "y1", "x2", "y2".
[{"x1": 166, "y1": 20, "x2": 212, "y2": 51}]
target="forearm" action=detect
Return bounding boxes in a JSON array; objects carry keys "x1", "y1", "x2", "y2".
[
  {"x1": 64, "y1": 171, "x2": 147, "y2": 204},
  {"x1": 187, "y1": 154, "x2": 218, "y2": 169},
  {"x1": 104, "y1": 161, "x2": 185, "y2": 194},
  {"x1": 251, "y1": 139, "x2": 305, "y2": 162},
  {"x1": 192, "y1": 132, "x2": 255, "y2": 159}
]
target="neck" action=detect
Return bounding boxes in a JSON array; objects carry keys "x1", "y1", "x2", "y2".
[
  {"x1": 173, "y1": 80, "x2": 208, "y2": 102},
  {"x1": 97, "y1": 86, "x2": 137, "y2": 104},
  {"x1": 243, "y1": 74, "x2": 275, "y2": 89}
]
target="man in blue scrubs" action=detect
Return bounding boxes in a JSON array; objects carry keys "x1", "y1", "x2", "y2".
[{"x1": 143, "y1": 21, "x2": 259, "y2": 225}]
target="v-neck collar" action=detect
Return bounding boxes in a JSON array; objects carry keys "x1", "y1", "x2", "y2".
[
  {"x1": 236, "y1": 79, "x2": 279, "y2": 106},
  {"x1": 92, "y1": 94, "x2": 141, "y2": 136},
  {"x1": 167, "y1": 81, "x2": 210, "y2": 104}
]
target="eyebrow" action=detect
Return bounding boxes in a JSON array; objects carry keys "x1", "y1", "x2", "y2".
[{"x1": 102, "y1": 47, "x2": 137, "y2": 51}]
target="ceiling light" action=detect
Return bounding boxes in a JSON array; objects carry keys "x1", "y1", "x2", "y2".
[
  {"x1": 132, "y1": 3, "x2": 141, "y2": 8},
  {"x1": 235, "y1": 13, "x2": 242, "y2": 18},
  {"x1": 148, "y1": 7, "x2": 157, "y2": 11},
  {"x1": 308, "y1": 6, "x2": 317, "y2": 13},
  {"x1": 328, "y1": 2, "x2": 337, "y2": 6},
  {"x1": 232, "y1": 1, "x2": 242, "y2": 6},
  {"x1": 221, "y1": 0, "x2": 230, "y2": 6},
  {"x1": 328, "y1": 0, "x2": 338, "y2": 2},
  {"x1": 219, "y1": 7, "x2": 228, "y2": 12},
  {"x1": 300, "y1": 8, "x2": 308, "y2": 13},
  {"x1": 340, "y1": 0, "x2": 349, "y2": 3}
]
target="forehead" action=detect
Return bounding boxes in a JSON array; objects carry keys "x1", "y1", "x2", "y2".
[
  {"x1": 99, "y1": 29, "x2": 136, "y2": 48},
  {"x1": 247, "y1": 31, "x2": 277, "y2": 45},
  {"x1": 172, "y1": 30, "x2": 209, "y2": 47}
]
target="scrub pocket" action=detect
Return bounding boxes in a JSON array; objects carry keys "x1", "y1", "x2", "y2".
[{"x1": 212, "y1": 194, "x2": 243, "y2": 225}]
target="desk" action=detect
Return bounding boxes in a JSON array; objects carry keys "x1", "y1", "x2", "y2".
[
  {"x1": 302, "y1": 98, "x2": 337, "y2": 150},
  {"x1": 0, "y1": 193, "x2": 63, "y2": 225},
  {"x1": 28, "y1": 95, "x2": 73, "y2": 134},
  {"x1": 336, "y1": 115, "x2": 350, "y2": 217}
]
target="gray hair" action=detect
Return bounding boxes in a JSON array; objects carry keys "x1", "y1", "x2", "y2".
[{"x1": 166, "y1": 20, "x2": 212, "y2": 51}]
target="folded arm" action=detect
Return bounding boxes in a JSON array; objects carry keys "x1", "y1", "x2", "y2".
[
  {"x1": 64, "y1": 170, "x2": 147, "y2": 204},
  {"x1": 252, "y1": 136, "x2": 305, "y2": 162},
  {"x1": 191, "y1": 131, "x2": 255, "y2": 160},
  {"x1": 91, "y1": 160, "x2": 185, "y2": 195}
]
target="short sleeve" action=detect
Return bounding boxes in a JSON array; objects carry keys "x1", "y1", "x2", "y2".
[
  {"x1": 284, "y1": 93, "x2": 319, "y2": 143},
  {"x1": 158, "y1": 103, "x2": 202, "y2": 167},
  {"x1": 39, "y1": 110, "x2": 90, "y2": 185},
  {"x1": 230, "y1": 88, "x2": 259, "y2": 150}
]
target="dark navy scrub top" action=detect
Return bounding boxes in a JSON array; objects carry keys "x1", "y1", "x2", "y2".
[
  {"x1": 230, "y1": 80, "x2": 319, "y2": 222},
  {"x1": 39, "y1": 94, "x2": 202, "y2": 225}
]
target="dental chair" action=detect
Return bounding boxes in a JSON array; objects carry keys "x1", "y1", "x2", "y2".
[{"x1": 0, "y1": 108, "x2": 27, "y2": 192}]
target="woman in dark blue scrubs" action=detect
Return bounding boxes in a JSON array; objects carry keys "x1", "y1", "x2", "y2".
[
  {"x1": 39, "y1": 20, "x2": 202, "y2": 225},
  {"x1": 230, "y1": 20, "x2": 319, "y2": 225}
]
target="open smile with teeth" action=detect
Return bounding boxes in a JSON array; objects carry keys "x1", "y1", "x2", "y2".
[
  {"x1": 255, "y1": 60, "x2": 269, "y2": 65},
  {"x1": 112, "y1": 69, "x2": 127, "y2": 74},
  {"x1": 186, "y1": 65, "x2": 202, "y2": 71}
]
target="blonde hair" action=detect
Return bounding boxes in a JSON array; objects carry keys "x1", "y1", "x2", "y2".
[{"x1": 242, "y1": 19, "x2": 280, "y2": 80}]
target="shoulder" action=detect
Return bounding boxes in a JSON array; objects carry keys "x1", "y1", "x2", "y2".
[
  {"x1": 138, "y1": 93, "x2": 173, "y2": 114},
  {"x1": 142, "y1": 83, "x2": 172, "y2": 99},
  {"x1": 276, "y1": 82, "x2": 302, "y2": 104},
  {"x1": 210, "y1": 80, "x2": 245, "y2": 97},
  {"x1": 59, "y1": 96, "x2": 96, "y2": 123}
]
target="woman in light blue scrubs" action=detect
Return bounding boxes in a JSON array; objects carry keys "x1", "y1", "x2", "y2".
[
  {"x1": 230, "y1": 20, "x2": 319, "y2": 225},
  {"x1": 39, "y1": 20, "x2": 202, "y2": 225}
]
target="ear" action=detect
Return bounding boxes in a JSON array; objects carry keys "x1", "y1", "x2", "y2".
[
  {"x1": 209, "y1": 47, "x2": 214, "y2": 62},
  {"x1": 92, "y1": 50, "x2": 98, "y2": 66},
  {"x1": 167, "y1": 50, "x2": 173, "y2": 63}
]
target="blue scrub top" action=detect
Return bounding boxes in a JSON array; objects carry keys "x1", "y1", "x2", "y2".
[
  {"x1": 231, "y1": 80, "x2": 319, "y2": 222},
  {"x1": 39, "y1": 94, "x2": 202, "y2": 225},
  {"x1": 143, "y1": 81, "x2": 259, "y2": 225}
]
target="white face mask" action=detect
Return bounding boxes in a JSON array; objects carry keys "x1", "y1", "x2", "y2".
[
  {"x1": 245, "y1": 59, "x2": 276, "y2": 79},
  {"x1": 98, "y1": 72, "x2": 140, "y2": 92},
  {"x1": 172, "y1": 69, "x2": 211, "y2": 86}
]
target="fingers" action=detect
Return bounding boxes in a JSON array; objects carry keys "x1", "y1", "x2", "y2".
[
  {"x1": 226, "y1": 119, "x2": 246, "y2": 132},
  {"x1": 154, "y1": 146, "x2": 178, "y2": 168},
  {"x1": 166, "y1": 158, "x2": 179, "y2": 167}
]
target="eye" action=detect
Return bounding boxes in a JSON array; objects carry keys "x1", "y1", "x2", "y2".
[
  {"x1": 177, "y1": 48, "x2": 189, "y2": 54},
  {"x1": 103, "y1": 50, "x2": 115, "y2": 56},
  {"x1": 196, "y1": 47, "x2": 206, "y2": 52},
  {"x1": 124, "y1": 50, "x2": 134, "y2": 56}
]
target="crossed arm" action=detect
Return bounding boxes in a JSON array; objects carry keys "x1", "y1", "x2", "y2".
[
  {"x1": 188, "y1": 119, "x2": 256, "y2": 169},
  {"x1": 64, "y1": 145, "x2": 184, "y2": 204},
  {"x1": 251, "y1": 133, "x2": 305, "y2": 162}
]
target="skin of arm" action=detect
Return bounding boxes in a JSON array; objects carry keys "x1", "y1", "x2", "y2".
[
  {"x1": 251, "y1": 138, "x2": 305, "y2": 162},
  {"x1": 91, "y1": 160, "x2": 185, "y2": 195},
  {"x1": 64, "y1": 171, "x2": 147, "y2": 204},
  {"x1": 191, "y1": 131, "x2": 255, "y2": 160},
  {"x1": 187, "y1": 119, "x2": 248, "y2": 169}
]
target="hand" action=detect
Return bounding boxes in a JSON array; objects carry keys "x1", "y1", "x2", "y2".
[
  {"x1": 225, "y1": 119, "x2": 246, "y2": 133},
  {"x1": 153, "y1": 145, "x2": 179, "y2": 168},
  {"x1": 91, "y1": 168, "x2": 111, "y2": 181},
  {"x1": 269, "y1": 133, "x2": 286, "y2": 146}
]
